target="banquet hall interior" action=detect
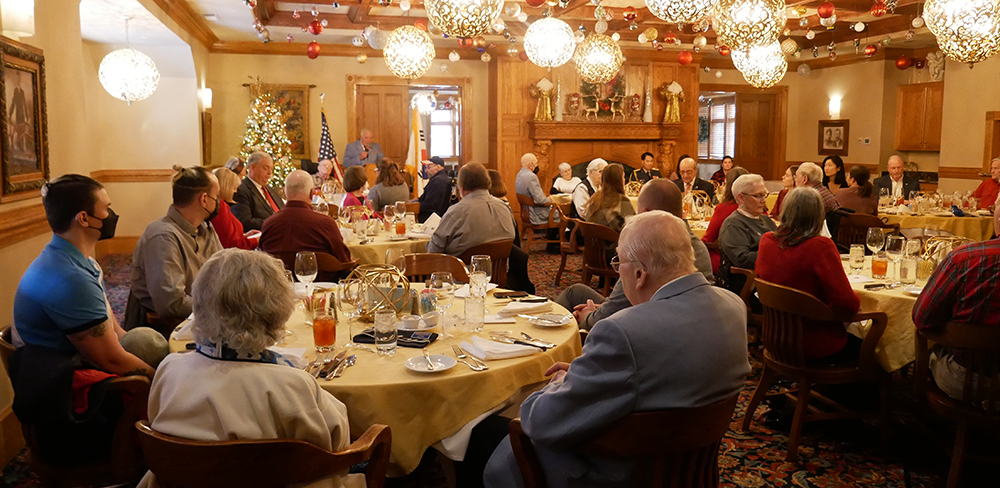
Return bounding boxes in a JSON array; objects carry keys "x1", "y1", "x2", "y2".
[{"x1": 1, "y1": 0, "x2": 999, "y2": 486}]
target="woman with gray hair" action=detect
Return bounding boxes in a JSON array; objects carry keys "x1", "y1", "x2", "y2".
[
  {"x1": 137, "y1": 249, "x2": 352, "y2": 488},
  {"x1": 550, "y1": 162, "x2": 581, "y2": 195},
  {"x1": 718, "y1": 174, "x2": 777, "y2": 299},
  {"x1": 756, "y1": 187, "x2": 861, "y2": 360}
]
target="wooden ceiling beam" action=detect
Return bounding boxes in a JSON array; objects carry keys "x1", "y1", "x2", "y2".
[
  {"x1": 264, "y1": 10, "x2": 415, "y2": 29},
  {"x1": 148, "y1": 0, "x2": 219, "y2": 49},
  {"x1": 348, "y1": 0, "x2": 375, "y2": 23}
]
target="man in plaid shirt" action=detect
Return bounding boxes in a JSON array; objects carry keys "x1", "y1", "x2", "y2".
[
  {"x1": 795, "y1": 162, "x2": 841, "y2": 213},
  {"x1": 912, "y1": 193, "x2": 1000, "y2": 399}
]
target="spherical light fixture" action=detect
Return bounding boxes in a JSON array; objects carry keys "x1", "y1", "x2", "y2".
[
  {"x1": 383, "y1": 26, "x2": 436, "y2": 80},
  {"x1": 99, "y1": 48, "x2": 160, "y2": 105},
  {"x1": 523, "y1": 18, "x2": 576, "y2": 68},
  {"x1": 780, "y1": 38, "x2": 798, "y2": 54},
  {"x1": 644, "y1": 0, "x2": 714, "y2": 25},
  {"x1": 573, "y1": 33, "x2": 623, "y2": 84},
  {"x1": 731, "y1": 42, "x2": 787, "y2": 88},
  {"x1": 423, "y1": 0, "x2": 503, "y2": 38},
  {"x1": 712, "y1": 0, "x2": 786, "y2": 52},
  {"x1": 924, "y1": 0, "x2": 1000, "y2": 66}
]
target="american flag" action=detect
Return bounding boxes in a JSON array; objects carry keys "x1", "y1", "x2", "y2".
[{"x1": 318, "y1": 109, "x2": 344, "y2": 182}]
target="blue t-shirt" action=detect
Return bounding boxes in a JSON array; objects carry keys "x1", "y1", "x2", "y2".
[{"x1": 13, "y1": 236, "x2": 110, "y2": 354}]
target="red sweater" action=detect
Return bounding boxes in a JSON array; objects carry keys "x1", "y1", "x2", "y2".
[
  {"x1": 972, "y1": 178, "x2": 1000, "y2": 210},
  {"x1": 259, "y1": 201, "x2": 351, "y2": 262},
  {"x1": 756, "y1": 233, "x2": 860, "y2": 359},
  {"x1": 211, "y1": 200, "x2": 258, "y2": 250},
  {"x1": 702, "y1": 201, "x2": 738, "y2": 274}
]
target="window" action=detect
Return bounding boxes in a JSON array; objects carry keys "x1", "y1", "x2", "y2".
[
  {"x1": 429, "y1": 108, "x2": 459, "y2": 158},
  {"x1": 697, "y1": 94, "x2": 736, "y2": 160}
]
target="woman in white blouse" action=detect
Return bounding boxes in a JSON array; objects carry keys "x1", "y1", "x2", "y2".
[{"x1": 550, "y1": 162, "x2": 581, "y2": 194}]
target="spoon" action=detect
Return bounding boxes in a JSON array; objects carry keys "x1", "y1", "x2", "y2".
[{"x1": 332, "y1": 355, "x2": 356, "y2": 378}]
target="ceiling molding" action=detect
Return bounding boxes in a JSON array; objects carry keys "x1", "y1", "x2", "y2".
[
  {"x1": 149, "y1": 0, "x2": 219, "y2": 49},
  {"x1": 210, "y1": 40, "x2": 459, "y2": 59},
  {"x1": 90, "y1": 169, "x2": 176, "y2": 183}
]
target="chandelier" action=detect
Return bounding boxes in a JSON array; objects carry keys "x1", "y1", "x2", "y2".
[
  {"x1": 924, "y1": 0, "x2": 1000, "y2": 66},
  {"x1": 645, "y1": 0, "x2": 715, "y2": 24},
  {"x1": 712, "y1": 0, "x2": 786, "y2": 52},
  {"x1": 732, "y1": 42, "x2": 787, "y2": 88},
  {"x1": 411, "y1": 92, "x2": 437, "y2": 115},
  {"x1": 98, "y1": 17, "x2": 159, "y2": 105},
  {"x1": 573, "y1": 33, "x2": 623, "y2": 84},
  {"x1": 423, "y1": 0, "x2": 503, "y2": 38},
  {"x1": 383, "y1": 26, "x2": 436, "y2": 80},
  {"x1": 523, "y1": 18, "x2": 576, "y2": 68}
]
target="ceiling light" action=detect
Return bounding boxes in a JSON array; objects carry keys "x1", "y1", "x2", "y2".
[
  {"x1": 98, "y1": 17, "x2": 159, "y2": 105},
  {"x1": 383, "y1": 25, "x2": 436, "y2": 80},
  {"x1": 423, "y1": 0, "x2": 503, "y2": 38},
  {"x1": 523, "y1": 18, "x2": 576, "y2": 68},
  {"x1": 644, "y1": 0, "x2": 714, "y2": 25},
  {"x1": 712, "y1": 0, "x2": 786, "y2": 52},
  {"x1": 573, "y1": 33, "x2": 623, "y2": 84},
  {"x1": 924, "y1": 0, "x2": 1000, "y2": 66}
]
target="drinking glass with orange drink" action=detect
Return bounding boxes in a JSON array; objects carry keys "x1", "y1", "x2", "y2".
[{"x1": 313, "y1": 313, "x2": 336, "y2": 352}]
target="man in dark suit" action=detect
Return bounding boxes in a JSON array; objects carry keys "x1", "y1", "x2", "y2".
[
  {"x1": 873, "y1": 155, "x2": 920, "y2": 202},
  {"x1": 418, "y1": 156, "x2": 453, "y2": 222},
  {"x1": 633, "y1": 151, "x2": 661, "y2": 184},
  {"x1": 342, "y1": 129, "x2": 385, "y2": 168},
  {"x1": 672, "y1": 157, "x2": 717, "y2": 204},
  {"x1": 231, "y1": 151, "x2": 284, "y2": 231}
]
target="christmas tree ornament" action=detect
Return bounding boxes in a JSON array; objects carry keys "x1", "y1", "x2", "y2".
[
  {"x1": 357, "y1": 53, "x2": 368, "y2": 63},
  {"x1": 595, "y1": 20, "x2": 608, "y2": 34},
  {"x1": 871, "y1": 0, "x2": 887, "y2": 17},
  {"x1": 912, "y1": 16, "x2": 924, "y2": 28},
  {"x1": 865, "y1": 44, "x2": 877, "y2": 56},
  {"x1": 797, "y1": 63, "x2": 810, "y2": 75},
  {"x1": 781, "y1": 38, "x2": 798, "y2": 54},
  {"x1": 400, "y1": 0, "x2": 411, "y2": 11},
  {"x1": 321, "y1": 19, "x2": 328, "y2": 27},
  {"x1": 623, "y1": 6, "x2": 637, "y2": 21},
  {"x1": 287, "y1": 34, "x2": 294, "y2": 42},
  {"x1": 812, "y1": 46, "x2": 818, "y2": 57},
  {"x1": 517, "y1": 12, "x2": 529, "y2": 22},
  {"x1": 527, "y1": 0, "x2": 545, "y2": 6},
  {"x1": 353, "y1": 36, "x2": 364, "y2": 46},
  {"x1": 805, "y1": 29, "x2": 815, "y2": 40},
  {"x1": 505, "y1": 3, "x2": 521, "y2": 17},
  {"x1": 244, "y1": 0, "x2": 257, "y2": 8},
  {"x1": 799, "y1": 17, "x2": 809, "y2": 27},
  {"x1": 817, "y1": 2, "x2": 835, "y2": 18},
  {"x1": 643, "y1": 27, "x2": 658, "y2": 41},
  {"x1": 439, "y1": 62, "x2": 449, "y2": 72},
  {"x1": 414, "y1": 19, "x2": 428, "y2": 30},
  {"x1": 309, "y1": 20, "x2": 323, "y2": 35},
  {"x1": 820, "y1": 15, "x2": 836, "y2": 28},
  {"x1": 719, "y1": 45, "x2": 731, "y2": 56},
  {"x1": 678, "y1": 50, "x2": 692, "y2": 64},
  {"x1": 637, "y1": 33, "x2": 648, "y2": 43},
  {"x1": 896, "y1": 55, "x2": 912, "y2": 69},
  {"x1": 507, "y1": 44, "x2": 519, "y2": 56},
  {"x1": 311, "y1": 6, "x2": 319, "y2": 16},
  {"x1": 629, "y1": 21, "x2": 638, "y2": 30},
  {"x1": 611, "y1": 32, "x2": 620, "y2": 41},
  {"x1": 829, "y1": 51, "x2": 837, "y2": 60},
  {"x1": 905, "y1": 30, "x2": 915, "y2": 40},
  {"x1": 693, "y1": 35, "x2": 707, "y2": 48},
  {"x1": 307, "y1": 41, "x2": 321, "y2": 58},
  {"x1": 292, "y1": 10, "x2": 301, "y2": 19},
  {"x1": 854, "y1": 22, "x2": 865, "y2": 32},
  {"x1": 449, "y1": 50, "x2": 461, "y2": 61},
  {"x1": 481, "y1": 52, "x2": 492, "y2": 62},
  {"x1": 653, "y1": 40, "x2": 663, "y2": 50}
]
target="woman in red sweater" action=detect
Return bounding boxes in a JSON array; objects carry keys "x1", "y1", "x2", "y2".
[
  {"x1": 756, "y1": 187, "x2": 861, "y2": 360},
  {"x1": 211, "y1": 168, "x2": 259, "y2": 250},
  {"x1": 702, "y1": 167, "x2": 749, "y2": 274}
]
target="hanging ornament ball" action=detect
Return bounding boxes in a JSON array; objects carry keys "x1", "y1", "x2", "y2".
[
  {"x1": 301, "y1": 26, "x2": 308, "y2": 33},
  {"x1": 400, "y1": 0, "x2": 411, "y2": 11},
  {"x1": 364, "y1": 26, "x2": 376, "y2": 38},
  {"x1": 865, "y1": 44, "x2": 877, "y2": 57},
  {"x1": 368, "y1": 30, "x2": 388, "y2": 49},
  {"x1": 292, "y1": 9, "x2": 301, "y2": 19},
  {"x1": 896, "y1": 55, "x2": 913, "y2": 70},
  {"x1": 817, "y1": 2, "x2": 835, "y2": 19},
  {"x1": 882, "y1": 35, "x2": 891, "y2": 45},
  {"x1": 546, "y1": 0, "x2": 558, "y2": 6},
  {"x1": 911, "y1": 16, "x2": 924, "y2": 29},
  {"x1": 693, "y1": 35, "x2": 707, "y2": 48},
  {"x1": 719, "y1": 45, "x2": 730, "y2": 56},
  {"x1": 356, "y1": 53, "x2": 368, "y2": 64},
  {"x1": 321, "y1": 19, "x2": 328, "y2": 27},
  {"x1": 286, "y1": 34, "x2": 294, "y2": 42},
  {"x1": 604, "y1": 10, "x2": 613, "y2": 21},
  {"x1": 428, "y1": 23, "x2": 443, "y2": 36},
  {"x1": 797, "y1": 64, "x2": 811, "y2": 76},
  {"x1": 449, "y1": 50, "x2": 460, "y2": 62},
  {"x1": 650, "y1": 40, "x2": 660, "y2": 51},
  {"x1": 413, "y1": 19, "x2": 427, "y2": 31},
  {"x1": 829, "y1": 51, "x2": 837, "y2": 60},
  {"x1": 805, "y1": 29, "x2": 816, "y2": 40},
  {"x1": 473, "y1": 36, "x2": 487, "y2": 48},
  {"x1": 260, "y1": 28, "x2": 271, "y2": 42},
  {"x1": 905, "y1": 30, "x2": 915, "y2": 40},
  {"x1": 629, "y1": 21, "x2": 638, "y2": 31},
  {"x1": 309, "y1": 20, "x2": 323, "y2": 35},
  {"x1": 574, "y1": 30, "x2": 585, "y2": 42},
  {"x1": 439, "y1": 62, "x2": 449, "y2": 72},
  {"x1": 854, "y1": 22, "x2": 865, "y2": 32},
  {"x1": 542, "y1": 7, "x2": 553, "y2": 18},
  {"x1": 781, "y1": 38, "x2": 798, "y2": 55},
  {"x1": 334, "y1": 1, "x2": 340, "y2": 7},
  {"x1": 378, "y1": 0, "x2": 392, "y2": 6},
  {"x1": 643, "y1": 27, "x2": 658, "y2": 41},
  {"x1": 311, "y1": 6, "x2": 319, "y2": 16},
  {"x1": 703, "y1": 66, "x2": 711, "y2": 73},
  {"x1": 507, "y1": 44, "x2": 519, "y2": 56},
  {"x1": 595, "y1": 20, "x2": 608, "y2": 34},
  {"x1": 799, "y1": 17, "x2": 809, "y2": 27},
  {"x1": 517, "y1": 12, "x2": 529, "y2": 22},
  {"x1": 678, "y1": 50, "x2": 693, "y2": 65},
  {"x1": 820, "y1": 16, "x2": 835, "y2": 28},
  {"x1": 352, "y1": 36, "x2": 364, "y2": 47},
  {"x1": 715, "y1": 70, "x2": 723, "y2": 78},
  {"x1": 518, "y1": 50, "x2": 529, "y2": 61},
  {"x1": 481, "y1": 52, "x2": 492, "y2": 62},
  {"x1": 623, "y1": 6, "x2": 637, "y2": 21},
  {"x1": 871, "y1": 1, "x2": 887, "y2": 17},
  {"x1": 505, "y1": 3, "x2": 521, "y2": 17},
  {"x1": 456, "y1": 38, "x2": 471, "y2": 49},
  {"x1": 559, "y1": 0, "x2": 570, "y2": 7},
  {"x1": 526, "y1": 0, "x2": 545, "y2": 7},
  {"x1": 783, "y1": 27, "x2": 792, "y2": 36},
  {"x1": 611, "y1": 32, "x2": 620, "y2": 41},
  {"x1": 244, "y1": 0, "x2": 257, "y2": 8},
  {"x1": 307, "y1": 41, "x2": 321, "y2": 59},
  {"x1": 914, "y1": 59, "x2": 926, "y2": 69},
  {"x1": 637, "y1": 33, "x2": 648, "y2": 44},
  {"x1": 812, "y1": 46, "x2": 819, "y2": 57}
]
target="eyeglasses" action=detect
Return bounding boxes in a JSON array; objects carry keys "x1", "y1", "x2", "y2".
[
  {"x1": 610, "y1": 255, "x2": 643, "y2": 272},
  {"x1": 743, "y1": 192, "x2": 768, "y2": 200}
]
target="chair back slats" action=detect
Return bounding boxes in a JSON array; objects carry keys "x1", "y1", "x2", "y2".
[
  {"x1": 457, "y1": 239, "x2": 514, "y2": 288},
  {"x1": 835, "y1": 213, "x2": 900, "y2": 249},
  {"x1": 405, "y1": 201, "x2": 420, "y2": 216},
  {"x1": 272, "y1": 252, "x2": 358, "y2": 282},
  {"x1": 515, "y1": 193, "x2": 536, "y2": 226},
  {"x1": 576, "y1": 221, "x2": 619, "y2": 277},
  {"x1": 756, "y1": 278, "x2": 855, "y2": 368},
  {"x1": 403, "y1": 253, "x2": 471, "y2": 283},
  {"x1": 917, "y1": 322, "x2": 1000, "y2": 419}
]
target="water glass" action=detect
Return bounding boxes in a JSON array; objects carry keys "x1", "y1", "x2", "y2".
[
  {"x1": 469, "y1": 271, "x2": 489, "y2": 298},
  {"x1": 849, "y1": 244, "x2": 865, "y2": 276},
  {"x1": 899, "y1": 257, "x2": 917, "y2": 285},
  {"x1": 404, "y1": 212, "x2": 416, "y2": 231},
  {"x1": 429, "y1": 272, "x2": 455, "y2": 312},
  {"x1": 871, "y1": 253, "x2": 889, "y2": 280},
  {"x1": 470, "y1": 255, "x2": 492, "y2": 282},
  {"x1": 352, "y1": 217, "x2": 365, "y2": 239},
  {"x1": 465, "y1": 297, "x2": 485, "y2": 333},
  {"x1": 885, "y1": 235, "x2": 905, "y2": 281},
  {"x1": 374, "y1": 310, "x2": 397, "y2": 356},
  {"x1": 866, "y1": 228, "x2": 885, "y2": 255}
]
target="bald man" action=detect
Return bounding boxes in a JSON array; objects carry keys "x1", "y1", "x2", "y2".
[
  {"x1": 343, "y1": 129, "x2": 385, "y2": 168},
  {"x1": 259, "y1": 170, "x2": 351, "y2": 266},
  {"x1": 671, "y1": 157, "x2": 718, "y2": 204},
  {"x1": 873, "y1": 155, "x2": 920, "y2": 201}
]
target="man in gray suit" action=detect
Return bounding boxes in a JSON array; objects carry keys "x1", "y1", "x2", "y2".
[
  {"x1": 484, "y1": 211, "x2": 750, "y2": 488},
  {"x1": 342, "y1": 128, "x2": 384, "y2": 168}
]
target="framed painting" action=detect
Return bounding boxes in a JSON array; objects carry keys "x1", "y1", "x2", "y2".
[
  {"x1": 818, "y1": 119, "x2": 849, "y2": 157},
  {"x1": 270, "y1": 84, "x2": 310, "y2": 160},
  {"x1": 0, "y1": 37, "x2": 47, "y2": 202}
]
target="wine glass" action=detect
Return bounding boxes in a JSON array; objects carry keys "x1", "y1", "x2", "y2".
[
  {"x1": 885, "y1": 235, "x2": 905, "y2": 284},
  {"x1": 383, "y1": 205, "x2": 396, "y2": 226},
  {"x1": 469, "y1": 255, "x2": 492, "y2": 282},
  {"x1": 878, "y1": 188, "x2": 890, "y2": 211},
  {"x1": 295, "y1": 252, "x2": 318, "y2": 297},
  {"x1": 338, "y1": 205, "x2": 352, "y2": 228},
  {"x1": 429, "y1": 272, "x2": 455, "y2": 313},
  {"x1": 338, "y1": 280, "x2": 372, "y2": 352},
  {"x1": 395, "y1": 201, "x2": 407, "y2": 218},
  {"x1": 322, "y1": 180, "x2": 337, "y2": 202},
  {"x1": 386, "y1": 248, "x2": 407, "y2": 275},
  {"x1": 866, "y1": 228, "x2": 885, "y2": 255}
]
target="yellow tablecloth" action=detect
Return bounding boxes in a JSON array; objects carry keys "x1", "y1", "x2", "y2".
[
  {"x1": 550, "y1": 193, "x2": 573, "y2": 205},
  {"x1": 170, "y1": 289, "x2": 582, "y2": 477},
  {"x1": 841, "y1": 257, "x2": 921, "y2": 372},
  {"x1": 881, "y1": 213, "x2": 995, "y2": 241},
  {"x1": 346, "y1": 233, "x2": 429, "y2": 265}
]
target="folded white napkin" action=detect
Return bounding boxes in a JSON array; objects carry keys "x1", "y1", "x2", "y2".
[
  {"x1": 454, "y1": 283, "x2": 499, "y2": 298},
  {"x1": 172, "y1": 315, "x2": 196, "y2": 341},
  {"x1": 268, "y1": 346, "x2": 308, "y2": 369},
  {"x1": 497, "y1": 301, "x2": 553, "y2": 317},
  {"x1": 461, "y1": 336, "x2": 538, "y2": 360},
  {"x1": 847, "y1": 274, "x2": 876, "y2": 284},
  {"x1": 485, "y1": 314, "x2": 516, "y2": 324},
  {"x1": 418, "y1": 213, "x2": 442, "y2": 235},
  {"x1": 896, "y1": 205, "x2": 913, "y2": 215},
  {"x1": 340, "y1": 228, "x2": 354, "y2": 242}
]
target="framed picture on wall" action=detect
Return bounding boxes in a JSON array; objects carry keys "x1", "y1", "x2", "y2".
[
  {"x1": 0, "y1": 37, "x2": 47, "y2": 203},
  {"x1": 269, "y1": 84, "x2": 311, "y2": 160},
  {"x1": 818, "y1": 119, "x2": 849, "y2": 157}
]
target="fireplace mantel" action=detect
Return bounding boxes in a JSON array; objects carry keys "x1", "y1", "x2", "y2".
[
  {"x1": 528, "y1": 121, "x2": 682, "y2": 141},
  {"x1": 527, "y1": 121, "x2": 685, "y2": 179}
]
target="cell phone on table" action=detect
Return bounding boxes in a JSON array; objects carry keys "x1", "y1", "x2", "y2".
[
  {"x1": 864, "y1": 283, "x2": 886, "y2": 291},
  {"x1": 495, "y1": 291, "x2": 529, "y2": 299}
]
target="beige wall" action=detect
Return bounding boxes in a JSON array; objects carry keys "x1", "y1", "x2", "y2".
[{"x1": 205, "y1": 53, "x2": 490, "y2": 167}]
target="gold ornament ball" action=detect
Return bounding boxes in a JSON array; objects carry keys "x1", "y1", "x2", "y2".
[
  {"x1": 356, "y1": 53, "x2": 368, "y2": 63},
  {"x1": 643, "y1": 27, "x2": 659, "y2": 41}
]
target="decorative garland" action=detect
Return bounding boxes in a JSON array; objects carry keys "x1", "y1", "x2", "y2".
[
  {"x1": 581, "y1": 76, "x2": 625, "y2": 116},
  {"x1": 698, "y1": 116, "x2": 710, "y2": 143}
]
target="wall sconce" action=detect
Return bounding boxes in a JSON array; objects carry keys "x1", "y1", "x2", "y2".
[
  {"x1": 2, "y1": 0, "x2": 34, "y2": 40},
  {"x1": 200, "y1": 88, "x2": 213, "y2": 111},
  {"x1": 829, "y1": 97, "x2": 841, "y2": 119}
]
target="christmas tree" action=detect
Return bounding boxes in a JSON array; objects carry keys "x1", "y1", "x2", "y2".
[{"x1": 240, "y1": 82, "x2": 294, "y2": 187}]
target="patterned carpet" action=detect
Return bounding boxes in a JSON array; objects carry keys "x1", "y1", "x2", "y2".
[{"x1": 2, "y1": 250, "x2": 956, "y2": 487}]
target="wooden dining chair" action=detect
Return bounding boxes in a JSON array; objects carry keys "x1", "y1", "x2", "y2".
[
  {"x1": 135, "y1": 421, "x2": 392, "y2": 488},
  {"x1": 515, "y1": 193, "x2": 560, "y2": 253},
  {"x1": 914, "y1": 322, "x2": 1000, "y2": 488},
  {"x1": 553, "y1": 203, "x2": 583, "y2": 287},
  {"x1": 509, "y1": 394, "x2": 739, "y2": 488},
  {"x1": 403, "y1": 253, "x2": 470, "y2": 283},
  {"x1": 272, "y1": 252, "x2": 359, "y2": 283},
  {"x1": 729, "y1": 267, "x2": 763, "y2": 356},
  {"x1": 742, "y1": 278, "x2": 890, "y2": 462},
  {"x1": 326, "y1": 203, "x2": 340, "y2": 219},
  {"x1": 0, "y1": 326, "x2": 15, "y2": 372},
  {"x1": 835, "y1": 213, "x2": 900, "y2": 251},
  {"x1": 457, "y1": 239, "x2": 514, "y2": 289},
  {"x1": 575, "y1": 220, "x2": 620, "y2": 296},
  {"x1": 21, "y1": 376, "x2": 151, "y2": 488},
  {"x1": 405, "y1": 201, "x2": 420, "y2": 216}
]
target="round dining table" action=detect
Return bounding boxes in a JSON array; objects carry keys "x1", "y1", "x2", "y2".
[
  {"x1": 881, "y1": 212, "x2": 995, "y2": 242},
  {"x1": 345, "y1": 232, "x2": 431, "y2": 265},
  {"x1": 169, "y1": 288, "x2": 582, "y2": 477}
]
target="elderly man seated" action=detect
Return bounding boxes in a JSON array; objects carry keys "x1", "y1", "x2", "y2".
[
  {"x1": 718, "y1": 173, "x2": 777, "y2": 302},
  {"x1": 555, "y1": 179, "x2": 714, "y2": 330},
  {"x1": 136, "y1": 249, "x2": 354, "y2": 488},
  {"x1": 484, "y1": 211, "x2": 750, "y2": 488},
  {"x1": 571, "y1": 158, "x2": 607, "y2": 219},
  {"x1": 672, "y1": 157, "x2": 717, "y2": 204},
  {"x1": 428, "y1": 163, "x2": 516, "y2": 256},
  {"x1": 796, "y1": 162, "x2": 841, "y2": 213},
  {"x1": 516, "y1": 153, "x2": 560, "y2": 253},
  {"x1": 260, "y1": 170, "x2": 351, "y2": 264}
]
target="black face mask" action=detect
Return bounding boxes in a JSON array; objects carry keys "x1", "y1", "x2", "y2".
[
  {"x1": 532, "y1": 166, "x2": 540, "y2": 175},
  {"x1": 87, "y1": 208, "x2": 118, "y2": 241},
  {"x1": 205, "y1": 195, "x2": 220, "y2": 222}
]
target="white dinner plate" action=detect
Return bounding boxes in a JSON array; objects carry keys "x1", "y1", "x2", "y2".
[
  {"x1": 528, "y1": 313, "x2": 574, "y2": 328},
  {"x1": 397, "y1": 319, "x2": 433, "y2": 331},
  {"x1": 293, "y1": 282, "x2": 336, "y2": 298},
  {"x1": 387, "y1": 234, "x2": 409, "y2": 241},
  {"x1": 902, "y1": 285, "x2": 924, "y2": 297},
  {"x1": 404, "y1": 355, "x2": 456, "y2": 373}
]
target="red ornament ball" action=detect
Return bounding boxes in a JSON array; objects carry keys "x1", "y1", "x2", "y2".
[
  {"x1": 458, "y1": 38, "x2": 475, "y2": 49},
  {"x1": 518, "y1": 50, "x2": 529, "y2": 62},
  {"x1": 623, "y1": 6, "x2": 637, "y2": 21},
  {"x1": 525, "y1": 0, "x2": 545, "y2": 7},
  {"x1": 414, "y1": 19, "x2": 427, "y2": 31},
  {"x1": 871, "y1": 1, "x2": 887, "y2": 17},
  {"x1": 817, "y1": 2, "x2": 836, "y2": 19},
  {"x1": 308, "y1": 20, "x2": 323, "y2": 35},
  {"x1": 307, "y1": 41, "x2": 321, "y2": 59},
  {"x1": 896, "y1": 55, "x2": 913, "y2": 70},
  {"x1": 864, "y1": 44, "x2": 878, "y2": 57},
  {"x1": 718, "y1": 46, "x2": 731, "y2": 56},
  {"x1": 678, "y1": 50, "x2": 693, "y2": 65}
]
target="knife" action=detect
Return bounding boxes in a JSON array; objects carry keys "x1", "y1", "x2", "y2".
[
  {"x1": 319, "y1": 351, "x2": 347, "y2": 378},
  {"x1": 490, "y1": 334, "x2": 548, "y2": 351},
  {"x1": 331, "y1": 354, "x2": 356, "y2": 378}
]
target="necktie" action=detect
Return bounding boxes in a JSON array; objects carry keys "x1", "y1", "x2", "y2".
[
  {"x1": 686, "y1": 183, "x2": 692, "y2": 193},
  {"x1": 263, "y1": 187, "x2": 279, "y2": 212}
]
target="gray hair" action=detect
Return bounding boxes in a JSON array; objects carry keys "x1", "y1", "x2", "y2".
[
  {"x1": 797, "y1": 162, "x2": 822, "y2": 184},
  {"x1": 247, "y1": 151, "x2": 272, "y2": 167},
  {"x1": 223, "y1": 157, "x2": 243, "y2": 172},
  {"x1": 520, "y1": 153, "x2": 537, "y2": 167},
  {"x1": 778, "y1": 187, "x2": 825, "y2": 238},
  {"x1": 284, "y1": 170, "x2": 313, "y2": 200},
  {"x1": 731, "y1": 174, "x2": 764, "y2": 198},
  {"x1": 191, "y1": 249, "x2": 296, "y2": 356},
  {"x1": 558, "y1": 162, "x2": 572, "y2": 172},
  {"x1": 587, "y1": 158, "x2": 608, "y2": 175},
  {"x1": 618, "y1": 211, "x2": 696, "y2": 278}
]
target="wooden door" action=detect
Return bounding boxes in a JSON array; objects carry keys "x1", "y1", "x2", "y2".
[
  {"x1": 733, "y1": 93, "x2": 776, "y2": 177},
  {"x1": 355, "y1": 85, "x2": 410, "y2": 164},
  {"x1": 895, "y1": 84, "x2": 927, "y2": 151},
  {"x1": 922, "y1": 82, "x2": 944, "y2": 151}
]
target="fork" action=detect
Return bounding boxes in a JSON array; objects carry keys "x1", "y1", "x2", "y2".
[{"x1": 452, "y1": 345, "x2": 488, "y2": 371}]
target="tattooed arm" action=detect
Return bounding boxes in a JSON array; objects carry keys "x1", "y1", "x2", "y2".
[{"x1": 68, "y1": 319, "x2": 155, "y2": 378}]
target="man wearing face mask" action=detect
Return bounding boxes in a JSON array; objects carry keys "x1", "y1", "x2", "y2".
[
  {"x1": 417, "y1": 156, "x2": 454, "y2": 222},
  {"x1": 125, "y1": 165, "x2": 223, "y2": 336}
]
